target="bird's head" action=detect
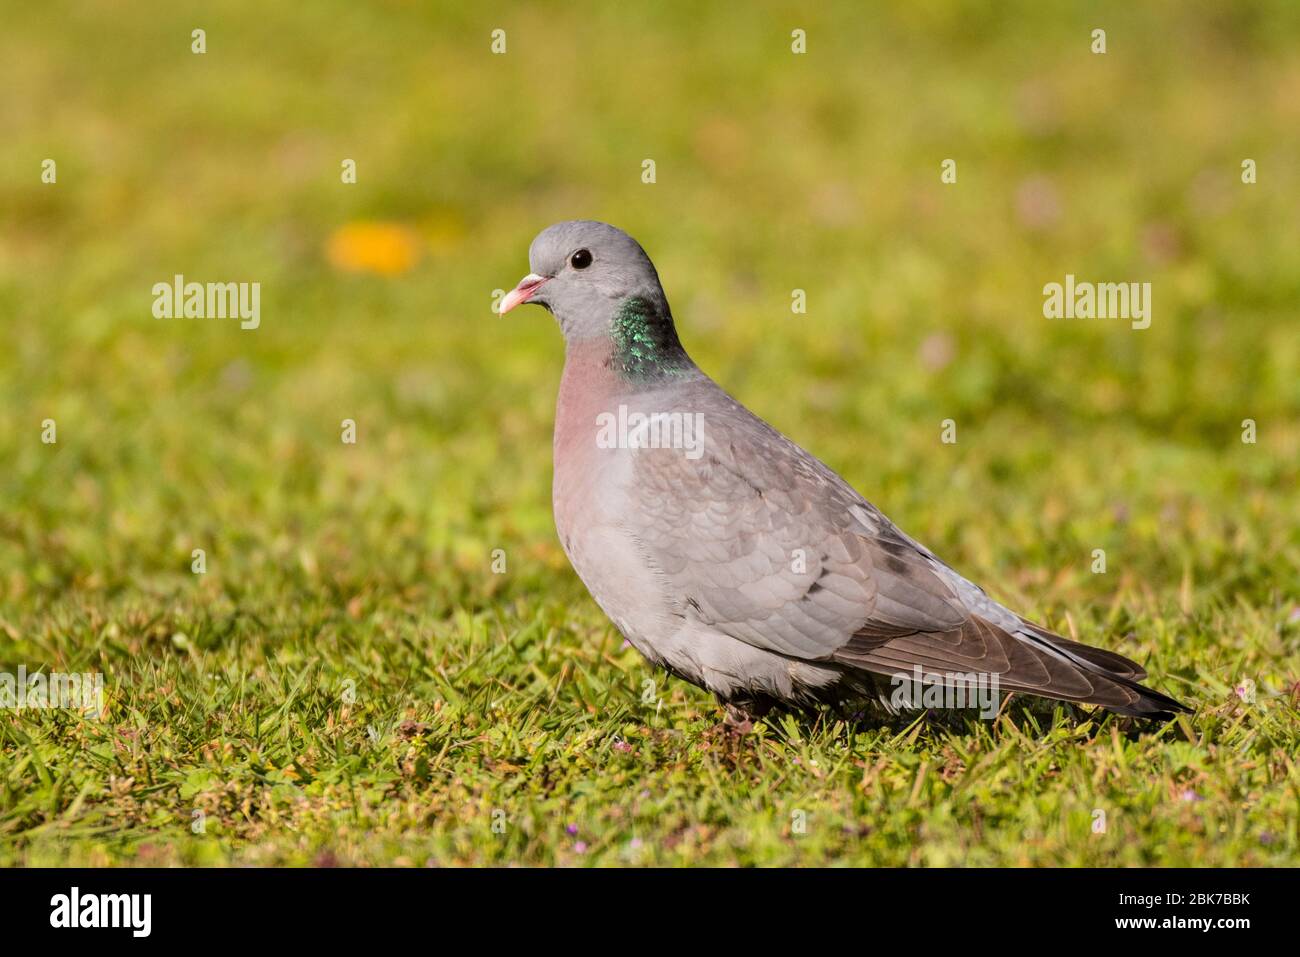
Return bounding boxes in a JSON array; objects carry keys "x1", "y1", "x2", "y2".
[{"x1": 499, "y1": 220, "x2": 671, "y2": 344}]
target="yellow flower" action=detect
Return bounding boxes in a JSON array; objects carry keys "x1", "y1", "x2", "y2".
[{"x1": 326, "y1": 221, "x2": 422, "y2": 276}]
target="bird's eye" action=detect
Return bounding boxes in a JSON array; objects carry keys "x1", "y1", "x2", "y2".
[{"x1": 570, "y1": 248, "x2": 593, "y2": 269}]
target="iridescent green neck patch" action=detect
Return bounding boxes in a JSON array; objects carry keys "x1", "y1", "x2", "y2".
[{"x1": 609, "y1": 296, "x2": 689, "y2": 382}]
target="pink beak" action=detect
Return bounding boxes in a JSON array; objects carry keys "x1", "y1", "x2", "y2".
[{"x1": 498, "y1": 273, "x2": 550, "y2": 315}]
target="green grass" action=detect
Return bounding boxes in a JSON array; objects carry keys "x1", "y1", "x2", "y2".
[{"x1": 0, "y1": 0, "x2": 1298, "y2": 865}]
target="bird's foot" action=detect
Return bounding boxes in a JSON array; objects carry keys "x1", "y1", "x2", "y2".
[{"x1": 722, "y1": 703, "x2": 757, "y2": 735}]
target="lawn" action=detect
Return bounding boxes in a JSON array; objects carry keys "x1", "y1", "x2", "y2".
[{"x1": 0, "y1": 1, "x2": 1297, "y2": 866}]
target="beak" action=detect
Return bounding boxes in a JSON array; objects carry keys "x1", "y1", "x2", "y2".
[{"x1": 498, "y1": 273, "x2": 550, "y2": 315}]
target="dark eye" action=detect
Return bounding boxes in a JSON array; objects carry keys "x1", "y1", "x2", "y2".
[{"x1": 570, "y1": 248, "x2": 592, "y2": 269}]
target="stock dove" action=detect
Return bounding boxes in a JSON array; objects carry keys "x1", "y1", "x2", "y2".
[{"x1": 500, "y1": 221, "x2": 1189, "y2": 725}]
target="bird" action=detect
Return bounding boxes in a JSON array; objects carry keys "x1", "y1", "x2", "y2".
[{"x1": 499, "y1": 220, "x2": 1190, "y2": 728}]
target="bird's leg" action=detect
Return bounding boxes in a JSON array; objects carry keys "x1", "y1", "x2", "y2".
[
  {"x1": 722, "y1": 703, "x2": 755, "y2": 734},
  {"x1": 720, "y1": 697, "x2": 775, "y2": 735}
]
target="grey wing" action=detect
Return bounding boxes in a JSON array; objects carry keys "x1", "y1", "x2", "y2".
[
  {"x1": 624, "y1": 399, "x2": 968, "y2": 659},
  {"x1": 622, "y1": 395, "x2": 1184, "y2": 715}
]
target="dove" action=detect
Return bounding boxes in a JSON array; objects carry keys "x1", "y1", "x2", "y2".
[{"x1": 500, "y1": 220, "x2": 1189, "y2": 726}]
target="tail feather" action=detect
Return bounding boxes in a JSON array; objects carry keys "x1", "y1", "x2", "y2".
[
  {"x1": 1018, "y1": 621, "x2": 1148, "y2": 681},
  {"x1": 837, "y1": 614, "x2": 1190, "y2": 718}
]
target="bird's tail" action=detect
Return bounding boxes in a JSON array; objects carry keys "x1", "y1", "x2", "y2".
[
  {"x1": 1014, "y1": 621, "x2": 1191, "y2": 718},
  {"x1": 838, "y1": 616, "x2": 1191, "y2": 719}
]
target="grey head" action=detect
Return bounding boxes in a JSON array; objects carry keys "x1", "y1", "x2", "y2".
[{"x1": 499, "y1": 221, "x2": 674, "y2": 345}]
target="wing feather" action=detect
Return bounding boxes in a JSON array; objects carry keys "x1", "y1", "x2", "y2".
[{"x1": 620, "y1": 384, "x2": 1185, "y2": 715}]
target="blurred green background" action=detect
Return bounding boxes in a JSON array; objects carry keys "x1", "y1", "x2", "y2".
[{"x1": 0, "y1": 1, "x2": 1297, "y2": 866}]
